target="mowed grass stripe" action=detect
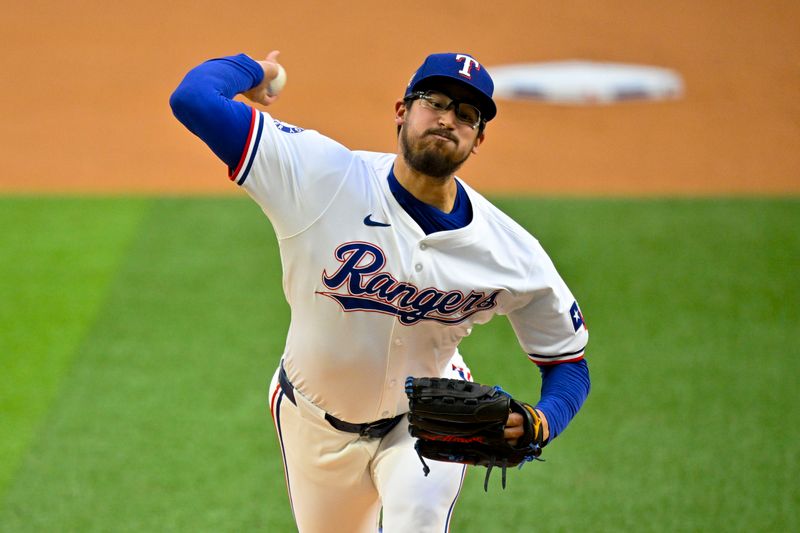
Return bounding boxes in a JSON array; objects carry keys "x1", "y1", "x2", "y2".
[
  {"x1": 454, "y1": 198, "x2": 799, "y2": 532},
  {"x1": 1, "y1": 197, "x2": 798, "y2": 532},
  {"x1": 0, "y1": 197, "x2": 293, "y2": 532},
  {"x1": 0, "y1": 197, "x2": 150, "y2": 500}
]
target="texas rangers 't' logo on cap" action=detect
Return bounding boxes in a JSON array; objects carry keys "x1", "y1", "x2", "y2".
[{"x1": 454, "y1": 54, "x2": 481, "y2": 79}]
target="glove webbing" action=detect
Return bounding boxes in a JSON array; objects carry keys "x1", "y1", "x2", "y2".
[
  {"x1": 483, "y1": 448, "x2": 544, "y2": 491},
  {"x1": 413, "y1": 440, "x2": 543, "y2": 491}
]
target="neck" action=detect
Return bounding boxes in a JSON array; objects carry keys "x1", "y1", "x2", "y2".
[{"x1": 392, "y1": 156, "x2": 457, "y2": 213}]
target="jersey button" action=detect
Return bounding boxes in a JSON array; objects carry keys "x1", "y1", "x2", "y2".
[
  {"x1": 390, "y1": 379, "x2": 397, "y2": 387},
  {"x1": 415, "y1": 263, "x2": 423, "y2": 272},
  {"x1": 382, "y1": 411, "x2": 390, "y2": 418},
  {"x1": 394, "y1": 338, "x2": 403, "y2": 346},
  {"x1": 419, "y1": 243, "x2": 427, "y2": 251}
]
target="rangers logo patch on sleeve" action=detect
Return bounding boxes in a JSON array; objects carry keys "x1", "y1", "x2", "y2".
[{"x1": 272, "y1": 119, "x2": 304, "y2": 134}]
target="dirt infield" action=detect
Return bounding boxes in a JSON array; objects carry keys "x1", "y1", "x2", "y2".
[{"x1": 1, "y1": 1, "x2": 797, "y2": 195}]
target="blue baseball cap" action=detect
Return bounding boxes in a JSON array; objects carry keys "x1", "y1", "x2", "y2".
[{"x1": 405, "y1": 53, "x2": 497, "y2": 121}]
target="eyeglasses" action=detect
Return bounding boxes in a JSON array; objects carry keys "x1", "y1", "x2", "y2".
[{"x1": 405, "y1": 90, "x2": 484, "y2": 129}]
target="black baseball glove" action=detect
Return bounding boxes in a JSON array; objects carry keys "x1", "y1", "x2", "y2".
[{"x1": 405, "y1": 376, "x2": 544, "y2": 491}]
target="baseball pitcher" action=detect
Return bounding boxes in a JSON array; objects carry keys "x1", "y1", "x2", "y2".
[{"x1": 171, "y1": 50, "x2": 590, "y2": 532}]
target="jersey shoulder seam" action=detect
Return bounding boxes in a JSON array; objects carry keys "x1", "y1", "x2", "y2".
[
  {"x1": 470, "y1": 194, "x2": 545, "y2": 302},
  {"x1": 275, "y1": 152, "x2": 361, "y2": 242}
]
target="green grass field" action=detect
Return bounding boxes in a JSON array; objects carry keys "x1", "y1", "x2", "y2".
[{"x1": 1, "y1": 196, "x2": 798, "y2": 532}]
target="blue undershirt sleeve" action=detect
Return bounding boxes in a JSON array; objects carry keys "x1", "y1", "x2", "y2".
[
  {"x1": 534, "y1": 359, "x2": 591, "y2": 442},
  {"x1": 169, "y1": 54, "x2": 264, "y2": 169}
]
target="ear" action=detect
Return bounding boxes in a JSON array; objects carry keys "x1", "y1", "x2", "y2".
[
  {"x1": 394, "y1": 99, "x2": 407, "y2": 127},
  {"x1": 471, "y1": 130, "x2": 485, "y2": 155}
]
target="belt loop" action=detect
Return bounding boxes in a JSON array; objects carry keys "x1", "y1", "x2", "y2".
[{"x1": 278, "y1": 361, "x2": 296, "y2": 405}]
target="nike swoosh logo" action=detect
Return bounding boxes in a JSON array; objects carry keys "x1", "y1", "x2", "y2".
[{"x1": 363, "y1": 214, "x2": 391, "y2": 227}]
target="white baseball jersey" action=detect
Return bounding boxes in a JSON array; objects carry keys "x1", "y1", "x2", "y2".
[{"x1": 231, "y1": 108, "x2": 588, "y2": 424}]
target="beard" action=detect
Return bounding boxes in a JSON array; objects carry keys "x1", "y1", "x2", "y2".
[{"x1": 400, "y1": 126, "x2": 472, "y2": 179}]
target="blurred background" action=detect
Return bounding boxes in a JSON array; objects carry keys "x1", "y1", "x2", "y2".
[
  {"x1": 0, "y1": 0, "x2": 797, "y2": 195},
  {"x1": 1, "y1": 1, "x2": 798, "y2": 532}
]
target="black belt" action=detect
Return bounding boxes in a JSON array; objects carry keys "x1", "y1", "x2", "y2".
[{"x1": 278, "y1": 363, "x2": 404, "y2": 439}]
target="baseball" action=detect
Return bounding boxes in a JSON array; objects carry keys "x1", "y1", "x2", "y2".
[{"x1": 267, "y1": 64, "x2": 287, "y2": 96}]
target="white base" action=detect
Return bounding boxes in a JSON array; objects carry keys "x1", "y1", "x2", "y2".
[{"x1": 489, "y1": 61, "x2": 684, "y2": 104}]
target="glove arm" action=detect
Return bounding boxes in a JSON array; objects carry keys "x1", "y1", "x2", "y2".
[{"x1": 534, "y1": 359, "x2": 591, "y2": 440}]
